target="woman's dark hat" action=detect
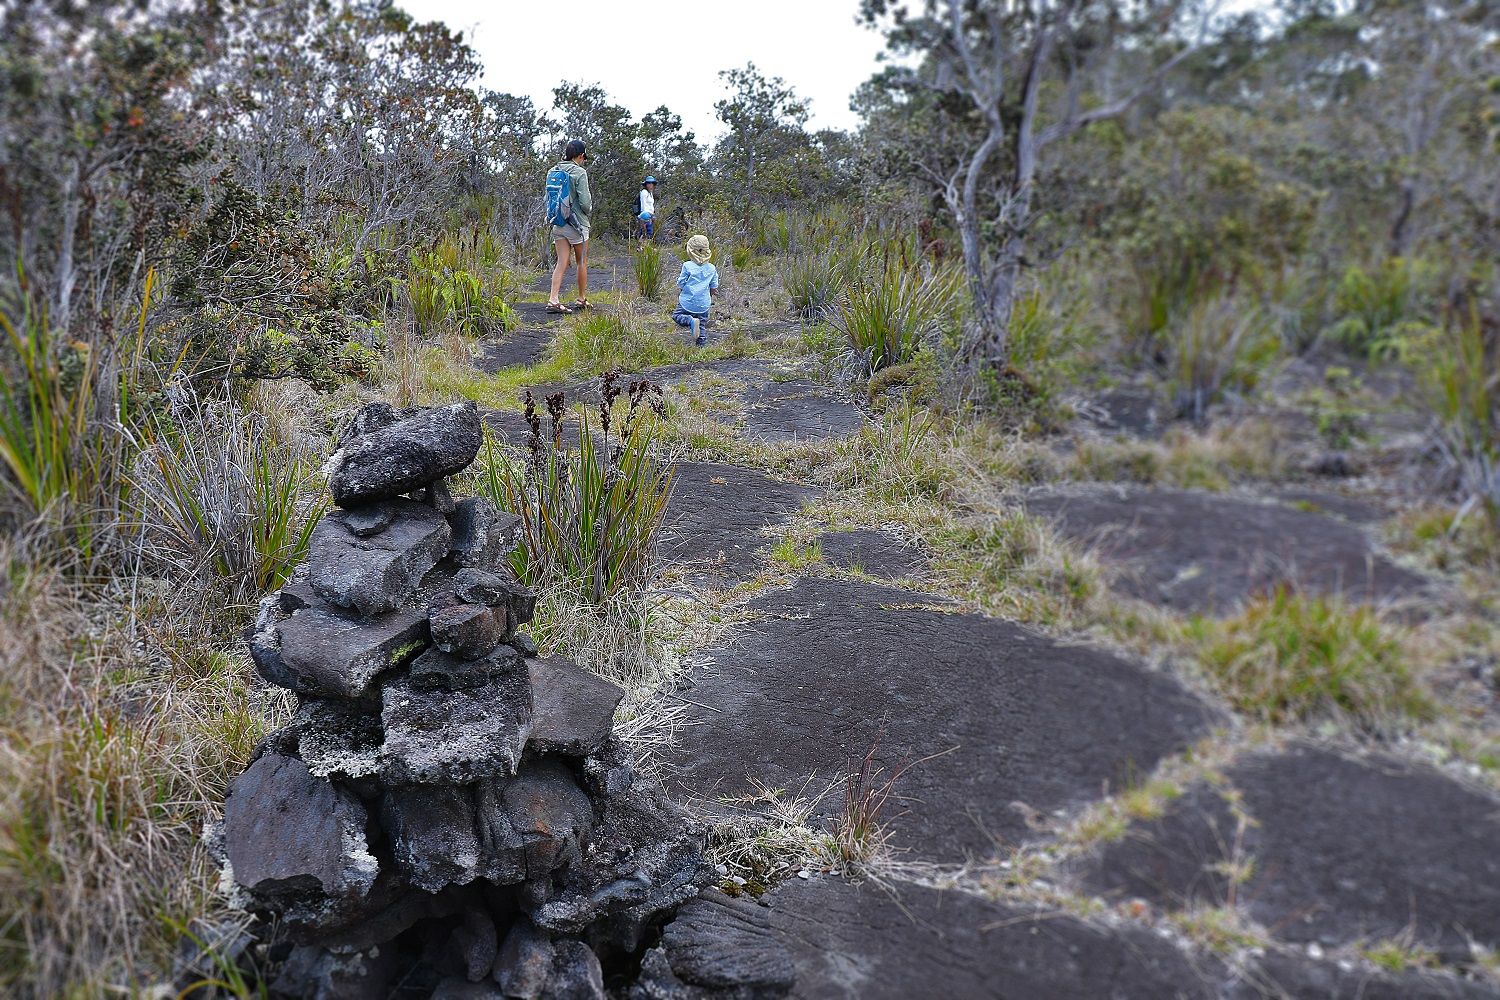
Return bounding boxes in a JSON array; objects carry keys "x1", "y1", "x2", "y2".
[{"x1": 565, "y1": 139, "x2": 587, "y2": 160}]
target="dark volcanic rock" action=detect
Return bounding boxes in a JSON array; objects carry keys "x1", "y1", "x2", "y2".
[
  {"x1": 495, "y1": 919, "x2": 554, "y2": 998},
  {"x1": 271, "y1": 943, "x2": 398, "y2": 1000},
  {"x1": 329, "y1": 402, "x2": 484, "y2": 507},
  {"x1": 737, "y1": 378, "x2": 864, "y2": 443},
  {"x1": 632, "y1": 891, "x2": 794, "y2": 998},
  {"x1": 1237, "y1": 950, "x2": 1500, "y2": 1000},
  {"x1": 335, "y1": 401, "x2": 401, "y2": 448},
  {"x1": 342, "y1": 503, "x2": 396, "y2": 538},
  {"x1": 662, "y1": 463, "x2": 819, "y2": 583},
  {"x1": 292, "y1": 697, "x2": 382, "y2": 781},
  {"x1": 430, "y1": 601, "x2": 508, "y2": 659},
  {"x1": 666, "y1": 577, "x2": 1221, "y2": 861},
  {"x1": 379, "y1": 666, "x2": 533, "y2": 784},
  {"x1": 1081, "y1": 744, "x2": 1500, "y2": 961},
  {"x1": 816, "y1": 528, "x2": 925, "y2": 579},
  {"x1": 275, "y1": 604, "x2": 429, "y2": 700},
  {"x1": 410, "y1": 642, "x2": 525, "y2": 692},
  {"x1": 455, "y1": 567, "x2": 517, "y2": 606},
  {"x1": 1023, "y1": 485, "x2": 1429, "y2": 613},
  {"x1": 532, "y1": 780, "x2": 704, "y2": 947},
  {"x1": 528, "y1": 657, "x2": 625, "y2": 757},
  {"x1": 477, "y1": 320, "x2": 555, "y2": 373},
  {"x1": 222, "y1": 753, "x2": 377, "y2": 914},
  {"x1": 381, "y1": 784, "x2": 482, "y2": 893},
  {"x1": 544, "y1": 940, "x2": 606, "y2": 1000},
  {"x1": 477, "y1": 758, "x2": 596, "y2": 884},
  {"x1": 308, "y1": 500, "x2": 452, "y2": 616},
  {"x1": 450, "y1": 497, "x2": 521, "y2": 570},
  {"x1": 640, "y1": 877, "x2": 1219, "y2": 1000}
]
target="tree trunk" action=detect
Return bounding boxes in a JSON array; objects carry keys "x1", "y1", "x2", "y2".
[{"x1": 55, "y1": 161, "x2": 80, "y2": 330}]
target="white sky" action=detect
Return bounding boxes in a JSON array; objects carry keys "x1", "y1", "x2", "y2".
[
  {"x1": 408, "y1": 0, "x2": 1276, "y2": 148},
  {"x1": 407, "y1": 0, "x2": 889, "y2": 144}
]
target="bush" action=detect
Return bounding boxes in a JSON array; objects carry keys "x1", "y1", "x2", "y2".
[
  {"x1": 406, "y1": 248, "x2": 517, "y2": 336},
  {"x1": 485, "y1": 375, "x2": 672, "y2": 606},
  {"x1": 1165, "y1": 293, "x2": 1279, "y2": 423},
  {"x1": 830, "y1": 255, "x2": 963, "y2": 373},
  {"x1": 1415, "y1": 307, "x2": 1499, "y2": 523},
  {"x1": 634, "y1": 241, "x2": 664, "y2": 301},
  {"x1": 1186, "y1": 586, "x2": 1431, "y2": 731},
  {"x1": 1327, "y1": 257, "x2": 1436, "y2": 358}
]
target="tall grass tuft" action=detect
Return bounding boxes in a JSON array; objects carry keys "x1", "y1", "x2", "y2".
[
  {"x1": 406, "y1": 248, "x2": 518, "y2": 336},
  {"x1": 129, "y1": 385, "x2": 327, "y2": 606},
  {"x1": 830, "y1": 253, "x2": 963, "y2": 373},
  {"x1": 783, "y1": 252, "x2": 864, "y2": 321},
  {"x1": 486, "y1": 375, "x2": 673, "y2": 607},
  {"x1": 1165, "y1": 293, "x2": 1278, "y2": 423},
  {"x1": 634, "y1": 241, "x2": 664, "y2": 301},
  {"x1": 1416, "y1": 307, "x2": 1499, "y2": 525},
  {"x1": 1186, "y1": 585, "x2": 1431, "y2": 732}
]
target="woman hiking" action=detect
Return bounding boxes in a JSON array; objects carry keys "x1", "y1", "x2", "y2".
[{"x1": 545, "y1": 139, "x2": 593, "y2": 314}]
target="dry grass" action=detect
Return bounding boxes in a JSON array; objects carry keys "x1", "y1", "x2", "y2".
[{"x1": 0, "y1": 535, "x2": 289, "y2": 997}]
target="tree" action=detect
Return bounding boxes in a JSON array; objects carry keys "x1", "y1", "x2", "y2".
[
  {"x1": 712, "y1": 64, "x2": 814, "y2": 220},
  {"x1": 861, "y1": 0, "x2": 1207, "y2": 371}
]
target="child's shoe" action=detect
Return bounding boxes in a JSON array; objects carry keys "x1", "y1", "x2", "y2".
[{"x1": 691, "y1": 317, "x2": 705, "y2": 346}]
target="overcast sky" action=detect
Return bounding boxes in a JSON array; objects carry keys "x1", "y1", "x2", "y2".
[
  {"x1": 409, "y1": 0, "x2": 890, "y2": 145},
  {"x1": 410, "y1": 1, "x2": 1274, "y2": 149}
]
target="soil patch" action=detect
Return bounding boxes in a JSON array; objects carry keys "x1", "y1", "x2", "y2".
[
  {"x1": 816, "y1": 529, "x2": 925, "y2": 580},
  {"x1": 645, "y1": 879, "x2": 1222, "y2": 1000},
  {"x1": 664, "y1": 577, "x2": 1222, "y2": 861},
  {"x1": 662, "y1": 463, "x2": 820, "y2": 585},
  {"x1": 1078, "y1": 743, "x2": 1500, "y2": 962},
  {"x1": 1023, "y1": 485, "x2": 1429, "y2": 614}
]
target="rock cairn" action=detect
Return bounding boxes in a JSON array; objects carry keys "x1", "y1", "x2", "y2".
[{"x1": 213, "y1": 401, "x2": 705, "y2": 999}]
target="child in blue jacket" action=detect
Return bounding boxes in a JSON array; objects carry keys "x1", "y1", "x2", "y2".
[{"x1": 673, "y1": 234, "x2": 718, "y2": 346}]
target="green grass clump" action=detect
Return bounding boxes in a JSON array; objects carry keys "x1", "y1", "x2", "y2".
[
  {"x1": 770, "y1": 535, "x2": 822, "y2": 570},
  {"x1": 1186, "y1": 586, "x2": 1431, "y2": 731},
  {"x1": 782, "y1": 252, "x2": 863, "y2": 321},
  {"x1": 633, "y1": 241, "x2": 664, "y2": 301},
  {"x1": 830, "y1": 255, "x2": 962, "y2": 373}
]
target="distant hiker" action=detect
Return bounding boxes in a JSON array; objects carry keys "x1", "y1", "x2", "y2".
[
  {"x1": 636, "y1": 176, "x2": 657, "y2": 240},
  {"x1": 545, "y1": 139, "x2": 592, "y2": 313},
  {"x1": 673, "y1": 234, "x2": 718, "y2": 346}
]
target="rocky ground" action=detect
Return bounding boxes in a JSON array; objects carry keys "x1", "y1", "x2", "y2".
[{"x1": 388, "y1": 248, "x2": 1500, "y2": 999}]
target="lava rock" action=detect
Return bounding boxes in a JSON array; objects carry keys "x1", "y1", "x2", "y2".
[
  {"x1": 431, "y1": 601, "x2": 508, "y2": 660},
  {"x1": 308, "y1": 501, "x2": 452, "y2": 616},
  {"x1": 222, "y1": 753, "x2": 377, "y2": 915},
  {"x1": 528, "y1": 657, "x2": 625, "y2": 757},
  {"x1": 476, "y1": 758, "x2": 596, "y2": 884},
  {"x1": 341, "y1": 503, "x2": 396, "y2": 538},
  {"x1": 410, "y1": 642, "x2": 525, "y2": 692},
  {"x1": 427, "y1": 476, "x2": 458, "y2": 515},
  {"x1": 276, "y1": 604, "x2": 429, "y2": 700},
  {"x1": 543, "y1": 940, "x2": 605, "y2": 1000},
  {"x1": 633, "y1": 891, "x2": 794, "y2": 998},
  {"x1": 453, "y1": 567, "x2": 514, "y2": 606},
  {"x1": 379, "y1": 666, "x2": 532, "y2": 785},
  {"x1": 513, "y1": 631, "x2": 541, "y2": 657},
  {"x1": 271, "y1": 943, "x2": 398, "y2": 1000},
  {"x1": 454, "y1": 908, "x2": 499, "y2": 984},
  {"x1": 494, "y1": 919, "x2": 554, "y2": 998},
  {"x1": 581, "y1": 738, "x2": 635, "y2": 802},
  {"x1": 533, "y1": 780, "x2": 703, "y2": 948},
  {"x1": 449, "y1": 496, "x2": 522, "y2": 570},
  {"x1": 433, "y1": 979, "x2": 505, "y2": 1000},
  {"x1": 328, "y1": 402, "x2": 484, "y2": 507},
  {"x1": 292, "y1": 698, "x2": 382, "y2": 782},
  {"x1": 335, "y1": 400, "x2": 402, "y2": 448},
  {"x1": 381, "y1": 785, "x2": 482, "y2": 893}
]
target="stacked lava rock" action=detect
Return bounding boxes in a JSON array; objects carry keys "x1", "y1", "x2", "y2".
[{"x1": 213, "y1": 402, "x2": 705, "y2": 1000}]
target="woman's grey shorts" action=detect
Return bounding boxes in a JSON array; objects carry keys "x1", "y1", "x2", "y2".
[{"x1": 551, "y1": 223, "x2": 588, "y2": 246}]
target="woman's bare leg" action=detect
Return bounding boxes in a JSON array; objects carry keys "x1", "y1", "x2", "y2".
[
  {"x1": 549, "y1": 238, "x2": 571, "y2": 305},
  {"x1": 574, "y1": 240, "x2": 589, "y2": 302}
]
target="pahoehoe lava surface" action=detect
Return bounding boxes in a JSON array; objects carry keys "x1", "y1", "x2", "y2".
[
  {"x1": 1024, "y1": 485, "x2": 1429, "y2": 614},
  {"x1": 664, "y1": 577, "x2": 1223, "y2": 860},
  {"x1": 662, "y1": 462, "x2": 820, "y2": 585}
]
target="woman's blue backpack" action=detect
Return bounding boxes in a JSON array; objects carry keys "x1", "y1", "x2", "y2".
[{"x1": 545, "y1": 167, "x2": 574, "y2": 226}]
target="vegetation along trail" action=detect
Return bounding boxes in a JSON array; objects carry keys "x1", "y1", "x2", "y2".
[{"x1": 1, "y1": 0, "x2": 1498, "y2": 997}]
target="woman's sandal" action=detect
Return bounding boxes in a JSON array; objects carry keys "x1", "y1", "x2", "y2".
[
  {"x1": 571, "y1": 299, "x2": 590, "y2": 311},
  {"x1": 545, "y1": 302, "x2": 573, "y2": 314}
]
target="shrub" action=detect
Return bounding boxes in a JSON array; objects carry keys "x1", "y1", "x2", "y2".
[
  {"x1": 634, "y1": 241, "x2": 664, "y2": 301},
  {"x1": 406, "y1": 249, "x2": 517, "y2": 336},
  {"x1": 729, "y1": 243, "x2": 756, "y2": 271},
  {"x1": 1327, "y1": 257, "x2": 1436, "y2": 358},
  {"x1": 830, "y1": 255, "x2": 963, "y2": 373},
  {"x1": 1165, "y1": 293, "x2": 1279, "y2": 423},
  {"x1": 486, "y1": 375, "x2": 672, "y2": 606},
  {"x1": 1186, "y1": 586, "x2": 1431, "y2": 731}
]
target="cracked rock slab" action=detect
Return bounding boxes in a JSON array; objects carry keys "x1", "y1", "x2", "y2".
[
  {"x1": 379, "y1": 665, "x2": 532, "y2": 785},
  {"x1": 664, "y1": 577, "x2": 1221, "y2": 862},
  {"x1": 662, "y1": 463, "x2": 819, "y2": 584},
  {"x1": 1023, "y1": 485, "x2": 1429, "y2": 614},
  {"x1": 273, "y1": 603, "x2": 430, "y2": 700},
  {"x1": 328, "y1": 402, "x2": 484, "y2": 507},
  {"x1": 307, "y1": 500, "x2": 452, "y2": 616},
  {"x1": 528, "y1": 657, "x2": 625, "y2": 757},
  {"x1": 381, "y1": 784, "x2": 482, "y2": 894},
  {"x1": 1079, "y1": 743, "x2": 1500, "y2": 963}
]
